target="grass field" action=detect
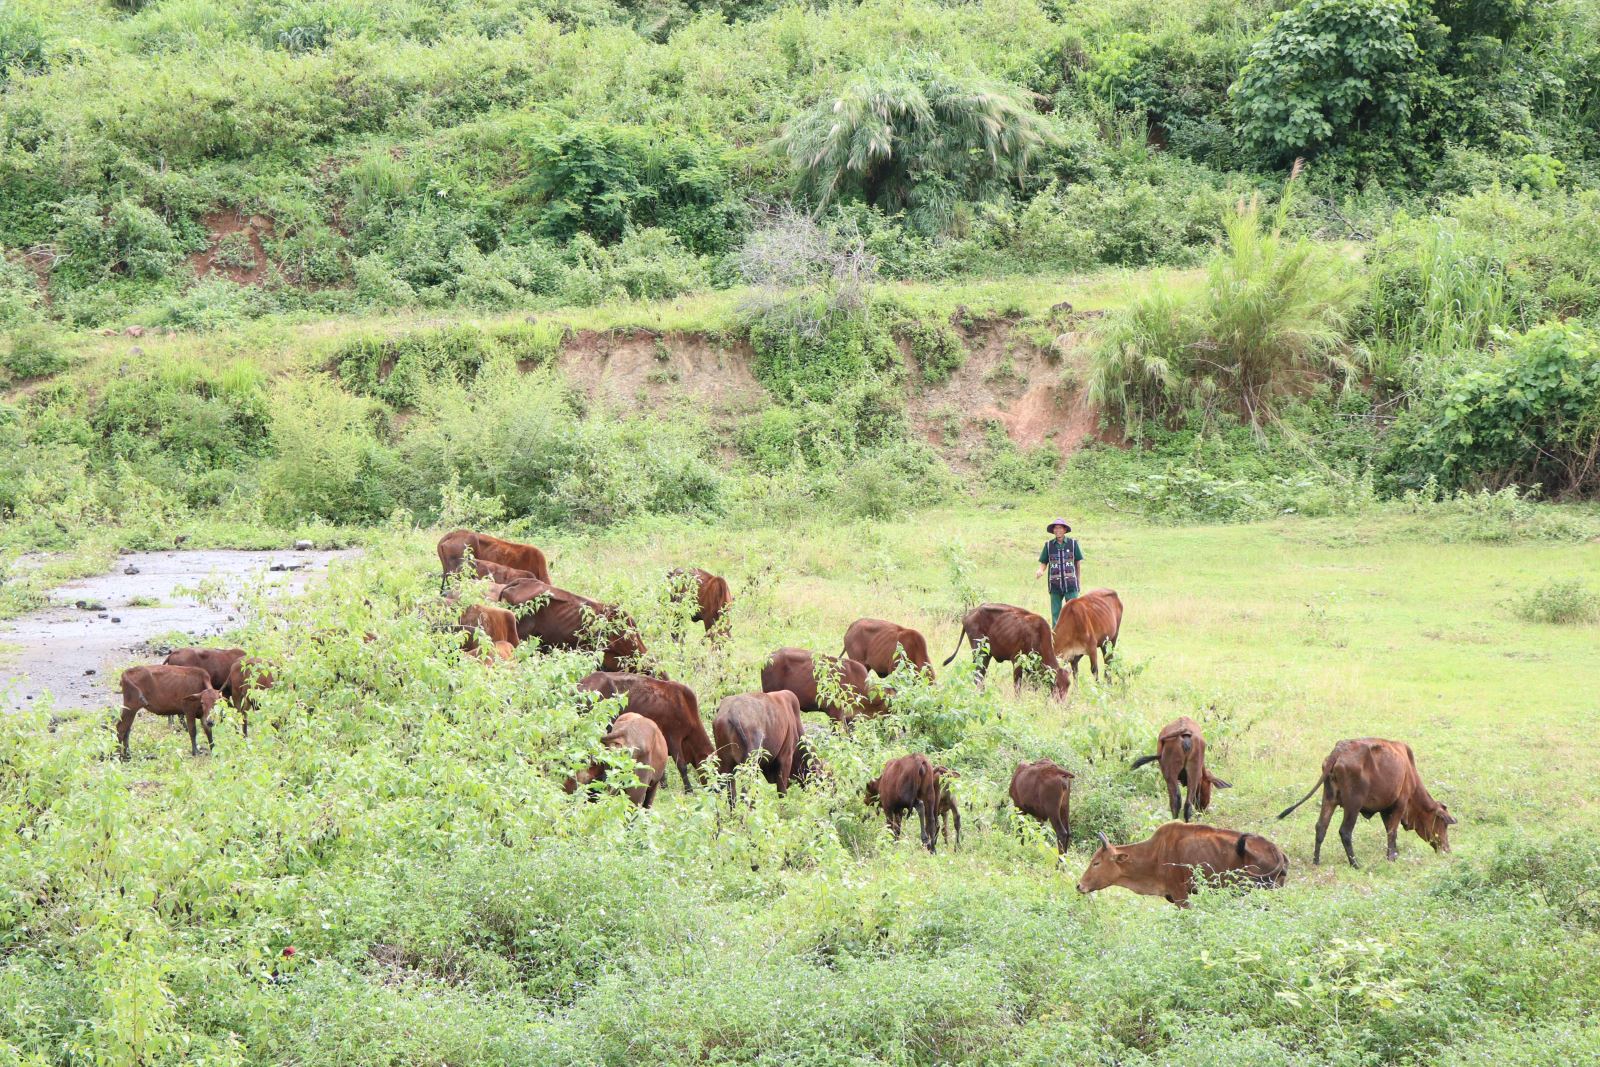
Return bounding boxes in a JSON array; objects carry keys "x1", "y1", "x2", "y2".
[{"x1": 3, "y1": 499, "x2": 1600, "y2": 1064}]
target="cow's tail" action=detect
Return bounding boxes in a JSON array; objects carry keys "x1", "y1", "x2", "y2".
[
  {"x1": 941, "y1": 627, "x2": 969, "y2": 667},
  {"x1": 1129, "y1": 754, "x2": 1159, "y2": 771},
  {"x1": 1277, "y1": 775, "x2": 1326, "y2": 820}
]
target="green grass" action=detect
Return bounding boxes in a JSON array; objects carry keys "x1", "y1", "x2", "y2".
[{"x1": 4, "y1": 499, "x2": 1599, "y2": 1063}]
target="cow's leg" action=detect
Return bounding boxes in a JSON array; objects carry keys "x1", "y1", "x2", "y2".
[
  {"x1": 116, "y1": 707, "x2": 137, "y2": 761},
  {"x1": 1088, "y1": 644, "x2": 1103, "y2": 680},
  {"x1": 774, "y1": 751, "x2": 792, "y2": 795},
  {"x1": 1166, "y1": 776, "x2": 1183, "y2": 821},
  {"x1": 184, "y1": 712, "x2": 199, "y2": 756},
  {"x1": 1182, "y1": 788, "x2": 1194, "y2": 824},
  {"x1": 888, "y1": 810, "x2": 902, "y2": 839},
  {"x1": 642, "y1": 779, "x2": 660, "y2": 809},
  {"x1": 666, "y1": 738, "x2": 692, "y2": 792},
  {"x1": 1338, "y1": 807, "x2": 1360, "y2": 868},
  {"x1": 201, "y1": 714, "x2": 214, "y2": 753},
  {"x1": 952, "y1": 806, "x2": 961, "y2": 849},
  {"x1": 1313, "y1": 791, "x2": 1337, "y2": 865},
  {"x1": 971, "y1": 647, "x2": 989, "y2": 687},
  {"x1": 1382, "y1": 808, "x2": 1402, "y2": 861}
]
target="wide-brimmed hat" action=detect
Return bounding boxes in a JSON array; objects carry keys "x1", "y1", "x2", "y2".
[{"x1": 1045, "y1": 518, "x2": 1072, "y2": 533}]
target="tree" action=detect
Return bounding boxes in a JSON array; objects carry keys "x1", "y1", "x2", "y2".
[
  {"x1": 1231, "y1": 0, "x2": 1424, "y2": 166},
  {"x1": 777, "y1": 58, "x2": 1050, "y2": 233}
]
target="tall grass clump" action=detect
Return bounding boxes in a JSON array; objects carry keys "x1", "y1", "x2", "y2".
[
  {"x1": 1089, "y1": 176, "x2": 1363, "y2": 432},
  {"x1": 1510, "y1": 578, "x2": 1600, "y2": 625}
]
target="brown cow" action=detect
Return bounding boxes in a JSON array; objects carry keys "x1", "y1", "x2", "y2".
[
  {"x1": 1278, "y1": 738, "x2": 1455, "y2": 867},
  {"x1": 117, "y1": 664, "x2": 220, "y2": 758},
  {"x1": 1010, "y1": 759, "x2": 1075, "y2": 852},
  {"x1": 1052, "y1": 589, "x2": 1123, "y2": 679},
  {"x1": 842, "y1": 618, "x2": 934, "y2": 678},
  {"x1": 466, "y1": 558, "x2": 541, "y2": 585},
  {"x1": 578, "y1": 672, "x2": 712, "y2": 791},
  {"x1": 458, "y1": 603, "x2": 520, "y2": 653},
  {"x1": 669, "y1": 568, "x2": 732, "y2": 636},
  {"x1": 713, "y1": 691, "x2": 805, "y2": 801},
  {"x1": 933, "y1": 766, "x2": 961, "y2": 848},
  {"x1": 760, "y1": 647, "x2": 885, "y2": 724},
  {"x1": 437, "y1": 529, "x2": 550, "y2": 591},
  {"x1": 223, "y1": 657, "x2": 274, "y2": 737},
  {"x1": 164, "y1": 647, "x2": 245, "y2": 698},
  {"x1": 1077, "y1": 824, "x2": 1289, "y2": 907},
  {"x1": 944, "y1": 604, "x2": 1071, "y2": 699},
  {"x1": 1130, "y1": 716, "x2": 1231, "y2": 822},
  {"x1": 863, "y1": 754, "x2": 942, "y2": 851},
  {"x1": 500, "y1": 578, "x2": 647, "y2": 673},
  {"x1": 565, "y1": 712, "x2": 669, "y2": 808}
]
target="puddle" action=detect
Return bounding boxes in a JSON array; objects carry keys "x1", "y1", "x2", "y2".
[{"x1": 1, "y1": 548, "x2": 357, "y2": 714}]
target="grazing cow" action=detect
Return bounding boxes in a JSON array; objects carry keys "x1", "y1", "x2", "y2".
[
  {"x1": 223, "y1": 657, "x2": 273, "y2": 737},
  {"x1": 713, "y1": 691, "x2": 805, "y2": 801},
  {"x1": 117, "y1": 665, "x2": 220, "y2": 759},
  {"x1": 842, "y1": 618, "x2": 934, "y2": 678},
  {"x1": 1130, "y1": 716, "x2": 1231, "y2": 822},
  {"x1": 465, "y1": 558, "x2": 541, "y2": 585},
  {"x1": 472, "y1": 640, "x2": 517, "y2": 664},
  {"x1": 760, "y1": 647, "x2": 885, "y2": 724},
  {"x1": 863, "y1": 754, "x2": 942, "y2": 851},
  {"x1": 944, "y1": 604, "x2": 1071, "y2": 699},
  {"x1": 1278, "y1": 738, "x2": 1455, "y2": 867},
  {"x1": 164, "y1": 647, "x2": 245, "y2": 698},
  {"x1": 1052, "y1": 589, "x2": 1123, "y2": 679},
  {"x1": 458, "y1": 603, "x2": 520, "y2": 653},
  {"x1": 500, "y1": 578, "x2": 647, "y2": 673},
  {"x1": 669, "y1": 568, "x2": 732, "y2": 636},
  {"x1": 933, "y1": 767, "x2": 961, "y2": 848},
  {"x1": 565, "y1": 712, "x2": 669, "y2": 808},
  {"x1": 579, "y1": 673, "x2": 713, "y2": 791},
  {"x1": 1078, "y1": 824, "x2": 1288, "y2": 906},
  {"x1": 1009, "y1": 759, "x2": 1075, "y2": 852},
  {"x1": 437, "y1": 529, "x2": 550, "y2": 591}
]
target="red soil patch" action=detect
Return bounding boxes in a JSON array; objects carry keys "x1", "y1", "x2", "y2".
[{"x1": 188, "y1": 212, "x2": 273, "y2": 285}]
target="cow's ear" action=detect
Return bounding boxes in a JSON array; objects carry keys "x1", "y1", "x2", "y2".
[{"x1": 1112, "y1": 852, "x2": 1128, "y2": 864}]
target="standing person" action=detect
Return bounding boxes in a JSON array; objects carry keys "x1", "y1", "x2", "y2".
[{"x1": 1034, "y1": 519, "x2": 1084, "y2": 627}]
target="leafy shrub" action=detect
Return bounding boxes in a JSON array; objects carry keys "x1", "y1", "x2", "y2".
[
  {"x1": 1435, "y1": 833, "x2": 1600, "y2": 930},
  {"x1": 778, "y1": 57, "x2": 1051, "y2": 233},
  {"x1": 1377, "y1": 323, "x2": 1600, "y2": 497},
  {"x1": 983, "y1": 432, "x2": 1060, "y2": 493},
  {"x1": 2, "y1": 325, "x2": 67, "y2": 380},
  {"x1": 260, "y1": 376, "x2": 395, "y2": 523},
  {"x1": 1232, "y1": 0, "x2": 1426, "y2": 168},
  {"x1": 1090, "y1": 185, "x2": 1362, "y2": 431},
  {"x1": 895, "y1": 314, "x2": 966, "y2": 384},
  {"x1": 1509, "y1": 579, "x2": 1600, "y2": 625},
  {"x1": 745, "y1": 292, "x2": 901, "y2": 403},
  {"x1": 564, "y1": 228, "x2": 710, "y2": 302},
  {"x1": 332, "y1": 324, "x2": 545, "y2": 409}
]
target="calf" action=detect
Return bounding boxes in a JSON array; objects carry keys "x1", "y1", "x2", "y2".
[
  {"x1": 458, "y1": 603, "x2": 520, "y2": 653},
  {"x1": 1052, "y1": 589, "x2": 1123, "y2": 679},
  {"x1": 863, "y1": 754, "x2": 942, "y2": 852},
  {"x1": 1279, "y1": 737, "x2": 1455, "y2": 867},
  {"x1": 224, "y1": 657, "x2": 274, "y2": 737},
  {"x1": 164, "y1": 647, "x2": 245, "y2": 698},
  {"x1": 565, "y1": 712, "x2": 669, "y2": 808},
  {"x1": 1130, "y1": 716, "x2": 1231, "y2": 822},
  {"x1": 713, "y1": 691, "x2": 805, "y2": 801},
  {"x1": 437, "y1": 529, "x2": 550, "y2": 591},
  {"x1": 1077, "y1": 824, "x2": 1288, "y2": 907},
  {"x1": 1009, "y1": 759, "x2": 1075, "y2": 852},
  {"x1": 933, "y1": 766, "x2": 961, "y2": 848},
  {"x1": 842, "y1": 618, "x2": 934, "y2": 678},
  {"x1": 945, "y1": 604, "x2": 1071, "y2": 699},
  {"x1": 669, "y1": 568, "x2": 732, "y2": 636},
  {"x1": 760, "y1": 647, "x2": 885, "y2": 724},
  {"x1": 578, "y1": 672, "x2": 713, "y2": 791},
  {"x1": 117, "y1": 664, "x2": 220, "y2": 759}
]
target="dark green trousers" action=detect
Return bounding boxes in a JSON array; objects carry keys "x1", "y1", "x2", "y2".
[{"x1": 1050, "y1": 585, "x2": 1080, "y2": 626}]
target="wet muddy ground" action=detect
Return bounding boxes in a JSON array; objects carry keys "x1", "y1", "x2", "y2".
[{"x1": 0, "y1": 548, "x2": 356, "y2": 714}]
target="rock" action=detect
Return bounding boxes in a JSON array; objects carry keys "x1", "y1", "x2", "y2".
[
  {"x1": 129, "y1": 346, "x2": 143, "y2": 357},
  {"x1": 293, "y1": 539, "x2": 314, "y2": 551},
  {"x1": 269, "y1": 563, "x2": 286, "y2": 572},
  {"x1": 76, "y1": 599, "x2": 106, "y2": 612},
  {"x1": 84, "y1": 669, "x2": 96, "y2": 676},
  {"x1": 97, "y1": 613, "x2": 108, "y2": 619},
  {"x1": 110, "y1": 616, "x2": 121, "y2": 623},
  {"x1": 123, "y1": 325, "x2": 145, "y2": 338},
  {"x1": 1051, "y1": 300, "x2": 1074, "y2": 318},
  {"x1": 124, "y1": 565, "x2": 140, "y2": 575}
]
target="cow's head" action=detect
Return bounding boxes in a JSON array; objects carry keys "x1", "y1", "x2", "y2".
[
  {"x1": 1076, "y1": 832, "x2": 1125, "y2": 894},
  {"x1": 1051, "y1": 666, "x2": 1073, "y2": 701},
  {"x1": 863, "y1": 777, "x2": 880, "y2": 806},
  {"x1": 1413, "y1": 800, "x2": 1456, "y2": 853},
  {"x1": 199, "y1": 686, "x2": 220, "y2": 727}
]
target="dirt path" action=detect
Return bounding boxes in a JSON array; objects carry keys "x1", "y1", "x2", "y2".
[{"x1": 0, "y1": 548, "x2": 357, "y2": 714}]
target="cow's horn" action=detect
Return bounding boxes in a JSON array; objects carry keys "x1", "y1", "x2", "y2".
[{"x1": 1097, "y1": 832, "x2": 1110, "y2": 849}]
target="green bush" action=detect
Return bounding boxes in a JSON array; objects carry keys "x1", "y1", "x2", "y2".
[
  {"x1": 1, "y1": 325, "x2": 67, "y2": 380},
  {"x1": 260, "y1": 376, "x2": 395, "y2": 524},
  {"x1": 1232, "y1": 0, "x2": 1426, "y2": 169},
  {"x1": 746, "y1": 292, "x2": 901, "y2": 403},
  {"x1": 1509, "y1": 579, "x2": 1600, "y2": 625},
  {"x1": 1377, "y1": 323, "x2": 1600, "y2": 497}
]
